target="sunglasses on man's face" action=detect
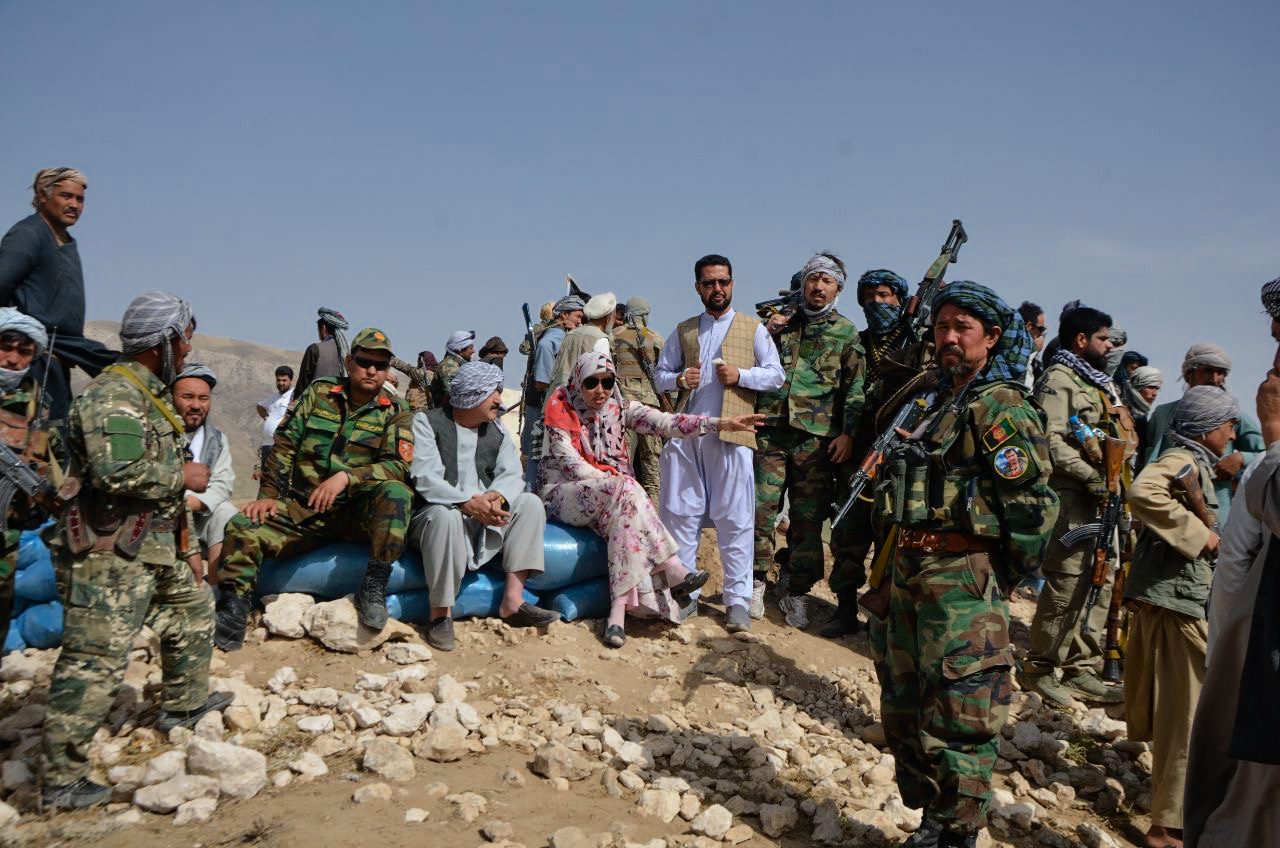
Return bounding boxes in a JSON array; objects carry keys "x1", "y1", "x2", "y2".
[
  {"x1": 582, "y1": 376, "x2": 616, "y2": 391},
  {"x1": 351, "y1": 353, "x2": 390, "y2": 371}
]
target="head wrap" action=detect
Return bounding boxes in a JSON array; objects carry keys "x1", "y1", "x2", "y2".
[
  {"x1": 1112, "y1": 350, "x2": 1148, "y2": 385},
  {"x1": 1102, "y1": 325, "x2": 1128, "y2": 374},
  {"x1": 446, "y1": 330, "x2": 477, "y2": 357},
  {"x1": 174, "y1": 362, "x2": 217, "y2": 388},
  {"x1": 584, "y1": 293, "x2": 617, "y2": 321},
  {"x1": 119, "y1": 291, "x2": 196, "y2": 385},
  {"x1": 0, "y1": 307, "x2": 48, "y2": 353},
  {"x1": 856, "y1": 270, "x2": 908, "y2": 335},
  {"x1": 561, "y1": 351, "x2": 628, "y2": 473},
  {"x1": 1172, "y1": 384, "x2": 1240, "y2": 445},
  {"x1": 626, "y1": 297, "x2": 651, "y2": 319},
  {"x1": 448, "y1": 361, "x2": 503, "y2": 410},
  {"x1": 539, "y1": 302, "x2": 556, "y2": 322},
  {"x1": 797, "y1": 255, "x2": 847, "y2": 321},
  {"x1": 31, "y1": 167, "x2": 87, "y2": 209},
  {"x1": 1262, "y1": 275, "x2": 1280, "y2": 320},
  {"x1": 1131, "y1": 366, "x2": 1163, "y2": 390},
  {"x1": 1182, "y1": 342, "x2": 1232, "y2": 377},
  {"x1": 418, "y1": 350, "x2": 437, "y2": 370},
  {"x1": 931, "y1": 281, "x2": 1031, "y2": 387},
  {"x1": 1059, "y1": 299, "x2": 1086, "y2": 320},
  {"x1": 479, "y1": 336, "x2": 508, "y2": 359},
  {"x1": 553, "y1": 294, "x2": 586, "y2": 316},
  {"x1": 316, "y1": 307, "x2": 350, "y2": 373}
]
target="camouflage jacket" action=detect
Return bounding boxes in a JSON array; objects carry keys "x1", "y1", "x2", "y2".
[
  {"x1": 59, "y1": 358, "x2": 188, "y2": 564},
  {"x1": 1033, "y1": 362, "x2": 1137, "y2": 492},
  {"x1": 756, "y1": 310, "x2": 865, "y2": 439},
  {"x1": 0, "y1": 376, "x2": 50, "y2": 536},
  {"x1": 390, "y1": 356, "x2": 432, "y2": 412},
  {"x1": 261, "y1": 376, "x2": 413, "y2": 505},
  {"x1": 877, "y1": 374, "x2": 1059, "y2": 575},
  {"x1": 613, "y1": 324, "x2": 664, "y2": 406},
  {"x1": 429, "y1": 352, "x2": 464, "y2": 408}
]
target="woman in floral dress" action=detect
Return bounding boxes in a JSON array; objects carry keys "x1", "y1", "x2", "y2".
[{"x1": 540, "y1": 350, "x2": 762, "y2": 647}]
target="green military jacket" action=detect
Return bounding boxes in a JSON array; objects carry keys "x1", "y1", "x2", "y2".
[
  {"x1": 878, "y1": 374, "x2": 1059, "y2": 576},
  {"x1": 261, "y1": 376, "x2": 413, "y2": 505},
  {"x1": 756, "y1": 311, "x2": 865, "y2": 439},
  {"x1": 429, "y1": 353, "x2": 464, "y2": 408},
  {"x1": 613, "y1": 324, "x2": 663, "y2": 406},
  {"x1": 59, "y1": 359, "x2": 188, "y2": 565}
]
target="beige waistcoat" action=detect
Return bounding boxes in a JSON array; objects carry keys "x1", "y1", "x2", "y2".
[{"x1": 673, "y1": 312, "x2": 759, "y2": 449}]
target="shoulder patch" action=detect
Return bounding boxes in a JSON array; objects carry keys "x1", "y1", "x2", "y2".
[
  {"x1": 103, "y1": 414, "x2": 146, "y2": 463},
  {"x1": 378, "y1": 395, "x2": 391, "y2": 407},
  {"x1": 398, "y1": 438, "x2": 413, "y2": 462},
  {"x1": 982, "y1": 414, "x2": 1019, "y2": 452},
  {"x1": 993, "y1": 445, "x2": 1031, "y2": 480},
  {"x1": 329, "y1": 383, "x2": 343, "y2": 394}
]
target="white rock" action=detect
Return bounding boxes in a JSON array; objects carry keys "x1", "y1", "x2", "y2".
[
  {"x1": 141, "y1": 750, "x2": 187, "y2": 786},
  {"x1": 353, "y1": 706, "x2": 383, "y2": 729},
  {"x1": 531, "y1": 743, "x2": 593, "y2": 781},
  {"x1": 0, "y1": 800, "x2": 18, "y2": 828},
  {"x1": 114, "y1": 807, "x2": 142, "y2": 825},
  {"x1": 802, "y1": 753, "x2": 838, "y2": 782},
  {"x1": 353, "y1": 782, "x2": 393, "y2": 804},
  {"x1": 0, "y1": 652, "x2": 46, "y2": 683},
  {"x1": 356, "y1": 672, "x2": 390, "y2": 692},
  {"x1": 260, "y1": 695, "x2": 288, "y2": 730},
  {"x1": 133, "y1": 774, "x2": 220, "y2": 814},
  {"x1": 272, "y1": 770, "x2": 294, "y2": 788},
  {"x1": 209, "y1": 677, "x2": 266, "y2": 731},
  {"x1": 414, "y1": 723, "x2": 469, "y2": 763},
  {"x1": 267, "y1": 666, "x2": 297, "y2": 694},
  {"x1": 434, "y1": 674, "x2": 468, "y2": 703},
  {"x1": 299, "y1": 687, "x2": 340, "y2": 707},
  {"x1": 363, "y1": 738, "x2": 416, "y2": 781},
  {"x1": 383, "y1": 642, "x2": 432, "y2": 665},
  {"x1": 297, "y1": 715, "x2": 334, "y2": 734},
  {"x1": 446, "y1": 791, "x2": 487, "y2": 822},
  {"x1": 173, "y1": 796, "x2": 218, "y2": 825},
  {"x1": 185, "y1": 736, "x2": 268, "y2": 800},
  {"x1": 601, "y1": 727, "x2": 625, "y2": 753},
  {"x1": 811, "y1": 799, "x2": 843, "y2": 844},
  {"x1": 2, "y1": 760, "x2": 33, "y2": 790},
  {"x1": 193, "y1": 710, "x2": 225, "y2": 740},
  {"x1": 689, "y1": 804, "x2": 733, "y2": 839},
  {"x1": 647, "y1": 714, "x2": 677, "y2": 733},
  {"x1": 382, "y1": 701, "x2": 433, "y2": 736},
  {"x1": 636, "y1": 789, "x2": 681, "y2": 823},
  {"x1": 992, "y1": 800, "x2": 1038, "y2": 832},
  {"x1": 262, "y1": 593, "x2": 314, "y2": 638},
  {"x1": 758, "y1": 803, "x2": 798, "y2": 837},
  {"x1": 304, "y1": 596, "x2": 416, "y2": 652},
  {"x1": 482, "y1": 819, "x2": 514, "y2": 841},
  {"x1": 389, "y1": 664, "x2": 428, "y2": 685},
  {"x1": 1076, "y1": 822, "x2": 1121, "y2": 848},
  {"x1": 405, "y1": 807, "x2": 429, "y2": 823},
  {"x1": 288, "y1": 752, "x2": 329, "y2": 778}
]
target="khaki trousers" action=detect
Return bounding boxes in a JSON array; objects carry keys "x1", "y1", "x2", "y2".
[{"x1": 1124, "y1": 604, "x2": 1207, "y2": 829}]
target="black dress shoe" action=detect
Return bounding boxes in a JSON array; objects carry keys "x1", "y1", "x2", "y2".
[
  {"x1": 501, "y1": 602, "x2": 561, "y2": 628},
  {"x1": 426, "y1": 616, "x2": 456, "y2": 652}
]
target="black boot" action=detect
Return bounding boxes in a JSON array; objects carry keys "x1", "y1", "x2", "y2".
[
  {"x1": 904, "y1": 817, "x2": 943, "y2": 848},
  {"x1": 819, "y1": 595, "x2": 861, "y2": 638},
  {"x1": 354, "y1": 561, "x2": 392, "y2": 630},
  {"x1": 156, "y1": 691, "x2": 235, "y2": 733},
  {"x1": 937, "y1": 829, "x2": 977, "y2": 848},
  {"x1": 42, "y1": 777, "x2": 112, "y2": 810},
  {"x1": 214, "y1": 591, "x2": 252, "y2": 652}
]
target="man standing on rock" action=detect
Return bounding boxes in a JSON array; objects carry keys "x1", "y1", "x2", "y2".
[
  {"x1": 875, "y1": 282, "x2": 1057, "y2": 848},
  {"x1": 656, "y1": 254, "x2": 784, "y2": 631},
  {"x1": 42, "y1": 292, "x2": 230, "y2": 810},
  {"x1": 172, "y1": 363, "x2": 237, "y2": 584},
  {"x1": 294, "y1": 307, "x2": 350, "y2": 398},
  {"x1": 214, "y1": 328, "x2": 415, "y2": 650}
]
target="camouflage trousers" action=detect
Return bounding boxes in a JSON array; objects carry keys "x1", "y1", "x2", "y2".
[
  {"x1": 628, "y1": 429, "x2": 662, "y2": 503},
  {"x1": 753, "y1": 427, "x2": 864, "y2": 595},
  {"x1": 0, "y1": 529, "x2": 18, "y2": 634},
  {"x1": 220, "y1": 480, "x2": 413, "y2": 596},
  {"x1": 43, "y1": 552, "x2": 214, "y2": 786},
  {"x1": 878, "y1": 548, "x2": 1013, "y2": 836}
]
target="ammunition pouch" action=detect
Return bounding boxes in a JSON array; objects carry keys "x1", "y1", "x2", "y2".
[
  {"x1": 877, "y1": 444, "x2": 1003, "y2": 539},
  {"x1": 63, "y1": 486, "x2": 170, "y2": 559}
]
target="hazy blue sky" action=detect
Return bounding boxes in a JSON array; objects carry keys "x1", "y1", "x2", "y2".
[{"x1": 2, "y1": 1, "x2": 1276, "y2": 406}]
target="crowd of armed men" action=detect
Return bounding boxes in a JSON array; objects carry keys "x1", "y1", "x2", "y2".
[{"x1": 0, "y1": 167, "x2": 1273, "y2": 848}]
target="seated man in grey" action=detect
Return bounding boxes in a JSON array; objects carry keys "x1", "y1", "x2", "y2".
[
  {"x1": 172, "y1": 363, "x2": 238, "y2": 584},
  {"x1": 408, "y1": 360, "x2": 559, "y2": 650}
]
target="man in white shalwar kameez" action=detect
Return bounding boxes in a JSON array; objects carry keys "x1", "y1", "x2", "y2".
[
  {"x1": 407, "y1": 361, "x2": 559, "y2": 651},
  {"x1": 656, "y1": 254, "x2": 784, "y2": 632}
]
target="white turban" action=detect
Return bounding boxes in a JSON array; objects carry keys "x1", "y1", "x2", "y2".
[
  {"x1": 584, "y1": 293, "x2": 617, "y2": 320},
  {"x1": 449, "y1": 361, "x2": 503, "y2": 410},
  {"x1": 1182, "y1": 342, "x2": 1232, "y2": 376},
  {"x1": 0, "y1": 307, "x2": 48, "y2": 352},
  {"x1": 446, "y1": 330, "x2": 476, "y2": 356}
]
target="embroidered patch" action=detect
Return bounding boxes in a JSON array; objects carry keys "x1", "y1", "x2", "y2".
[
  {"x1": 398, "y1": 439, "x2": 413, "y2": 462},
  {"x1": 993, "y1": 446, "x2": 1030, "y2": 480},
  {"x1": 982, "y1": 415, "x2": 1018, "y2": 452}
]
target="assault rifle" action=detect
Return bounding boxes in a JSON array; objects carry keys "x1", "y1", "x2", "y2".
[
  {"x1": 0, "y1": 441, "x2": 60, "y2": 534},
  {"x1": 1059, "y1": 435, "x2": 1126, "y2": 637},
  {"x1": 897, "y1": 218, "x2": 968, "y2": 346},
  {"x1": 626, "y1": 317, "x2": 674, "y2": 413},
  {"x1": 831, "y1": 396, "x2": 928, "y2": 528},
  {"x1": 518, "y1": 302, "x2": 537, "y2": 434},
  {"x1": 1174, "y1": 463, "x2": 1218, "y2": 536}
]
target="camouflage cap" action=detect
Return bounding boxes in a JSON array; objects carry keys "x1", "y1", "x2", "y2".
[{"x1": 351, "y1": 327, "x2": 394, "y2": 355}]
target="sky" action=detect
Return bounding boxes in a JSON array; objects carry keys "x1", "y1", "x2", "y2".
[{"x1": 2, "y1": 1, "x2": 1277, "y2": 409}]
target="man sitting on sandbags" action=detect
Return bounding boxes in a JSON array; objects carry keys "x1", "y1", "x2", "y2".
[
  {"x1": 171, "y1": 363, "x2": 238, "y2": 584},
  {"x1": 408, "y1": 360, "x2": 559, "y2": 651}
]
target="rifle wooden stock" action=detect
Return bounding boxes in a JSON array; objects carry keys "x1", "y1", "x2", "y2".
[
  {"x1": 1101, "y1": 560, "x2": 1127, "y2": 682},
  {"x1": 1080, "y1": 436, "x2": 1127, "y2": 635},
  {"x1": 1173, "y1": 463, "x2": 1217, "y2": 535}
]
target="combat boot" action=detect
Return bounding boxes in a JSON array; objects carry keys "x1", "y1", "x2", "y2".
[
  {"x1": 1020, "y1": 670, "x2": 1078, "y2": 710},
  {"x1": 1063, "y1": 671, "x2": 1124, "y2": 704},
  {"x1": 820, "y1": 595, "x2": 862, "y2": 638},
  {"x1": 214, "y1": 591, "x2": 252, "y2": 652},
  {"x1": 42, "y1": 777, "x2": 111, "y2": 810},
  {"x1": 156, "y1": 691, "x2": 235, "y2": 733},
  {"x1": 903, "y1": 817, "x2": 943, "y2": 847},
  {"x1": 354, "y1": 560, "x2": 392, "y2": 630},
  {"x1": 937, "y1": 829, "x2": 977, "y2": 848}
]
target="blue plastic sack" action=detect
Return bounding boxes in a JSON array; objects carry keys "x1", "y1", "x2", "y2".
[
  {"x1": 16, "y1": 530, "x2": 50, "y2": 571},
  {"x1": 256, "y1": 520, "x2": 607, "y2": 599},
  {"x1": 386, "y1": 569, "x2": 536, "y2": 622},
  {"x1": 14, "y1": 554, "x2": 56, "y2": 603},
  {"x1": 3, "y1": 621, "x2": 26, "y2": 653},
  {"x1": 540, "y1": 576, "x2": 611, "y2": 622},
  {"x1": 19, "y1": 601, "x2": 63, "y2": 649}
]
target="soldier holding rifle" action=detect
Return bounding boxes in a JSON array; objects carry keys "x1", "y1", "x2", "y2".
[
  {"x1": 612, "y1": 296, "x2": 668, "y2": 501},
  {"x1": 1124, "y1": 385, "x2": 1236, "y2": 848}
]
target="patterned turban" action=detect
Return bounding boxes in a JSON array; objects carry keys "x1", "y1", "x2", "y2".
[
  {"x1": 449, "y1": 361, "x2": 504, "y2": 410},
  {"x1": 120, "y1": 291, "x2": 196, "y2": 384},
  {"x1": 1172, "y1": 385, "x2": 1240, "y2": 438},
  {"x1": 856, "y1": 269, "x2": 908, "y2": 301},
  {"x1": 1181, "y1": 342, "x2": 1231, "y2": 376},
  {"x1": 553, "y1": 295, "x2": 586, "y2": 315},
  {"x1": 0, "y1": 307, "x2": 48, "y2": 352},
  {"x1": 316, "y1": 306, "x2": 350, "y2": 368},
  {"x1": 175, "y1": 362, "x2": 217, "y2": 388},
  {"x1": 931, "y1": 281, "x2": 1031, "y2": 385},
  {"x1": 799, "y1": 255, "x2": 847, "y2": 289},
  {"x1": 446, "y1": 330, "x2": 476, "y2": 355},
  {"x1": 1263, "y1": 275, "x2": 1280, "y2": 319}
]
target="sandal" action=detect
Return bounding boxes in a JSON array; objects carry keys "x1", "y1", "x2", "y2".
[
  {"x1": 602, "y1": 624, "x2": 626, "y2": 648},
  {"x1": 669, "y1": 569, "x2": 710, "y2": 606}
]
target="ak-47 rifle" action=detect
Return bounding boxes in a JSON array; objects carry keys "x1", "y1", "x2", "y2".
[
  {"x1": 518, "y1": 303, "x2": 537, "y2": 434},
  {"x1": 0, "y1": 332, "x2": 66, "y2": 532},
  {"x1": 831, "y1": 397, "x2": 928, "y2": 528},
  {"x1": 1101, "y1": 462, "x2": 1135, "y2": 683},
  {"x1": 1059, "y1": 435, "x2": 1126, "y2": 637},
  {"x1": 626, "y1": 316, "x2": 674, "y2": 413},
  {"x1": 897, "y1": 219, "x2": 968, "y2": 346}
]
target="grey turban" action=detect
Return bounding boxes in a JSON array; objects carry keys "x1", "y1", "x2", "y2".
[
  {"x1": 553, "y1": 295, "x2": 586, "y2": 315},
  {"x1": 317, "y1": 307, "x2": 348, "y2": 330},
  {"x1": 447, "y1": 330, "x2": 476, "y2": 355},
  {"x1": 1130, "y1": 366, "x2": 1163, "y2": 390},
  {"x1": 625, "y1": 297, "x2": 651, "y2": 318},
  {"x1": 1182, "y1": 342, "x2": 1232, "y2": 375},
  {"x1": 119, "y1": 291, "x2": 195, "y2": 385},
  {"x1": 1172, "y1": 385, "x2": 1240, "y2": 437},
  {"x1": 0, "y1": 307, "x2": 48, "y2": 352},
  {"x1": 449, "y1": 361, "x2": 503, "y2": 410},
  {"x1": 175, "y1": 362, "x2": 217, "y2": 388},
  {"x1": 1262, "y1": 275, "x2": 1280, "y2": 319},
  {"x1": 799, "y1": 254, "x2": 847, "y2": 288}
]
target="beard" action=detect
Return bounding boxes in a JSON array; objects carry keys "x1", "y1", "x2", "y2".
[
  {"x1": 701, "y1": 291, "x2": 732, "y2": 313},
  {"x1": 1083, "y1": 348, "x2": 1109, "y2": 370},
  {"x1": 939, "y1": 344, "x2": 984, "y2": 380}
]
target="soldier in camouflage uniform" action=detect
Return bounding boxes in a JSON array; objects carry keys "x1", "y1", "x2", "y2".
[
  {"x1": 42, "y1": 292, "x2": 229, "y2": 810},
  {"x1": 215, "y1": 327, "x2": 415, "y2": 649},
  {"x1": 390, "y1": 350, "x2": 436, "y2": 412},
  {"x1": 612, "y1": 296, "x2": 667, "y2": 501},
  {"x1": 0, "y1": 308, "x2": 54, "y2": 633},
  {"x1": 430, "y1": 330, "x2": 475, "y2": 407},
  {"x1": 872, "y1": 282, "x2": 1057, "y2": 847},
  {"x1": 754, "y1": 254, "x2": 866, "y2": 629}
]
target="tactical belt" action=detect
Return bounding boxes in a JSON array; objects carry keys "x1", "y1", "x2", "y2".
[{"x1": 897, "y1": 528, "x2": 997, "y2": 556}]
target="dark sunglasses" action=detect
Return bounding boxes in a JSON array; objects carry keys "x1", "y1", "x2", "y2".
[
  {"x1": 351, "y1": 353, "x2": 390, "y2": 371},
  {"x1": 582, "y1": 376, "x2": 616, "y2": 391},
  {"x1": 698, "y1": 278, "x2": 732, "y2": 289}
]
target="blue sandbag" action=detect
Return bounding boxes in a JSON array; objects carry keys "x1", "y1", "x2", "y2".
[
  {"x1": 540, "y1": 576, "x2": 611, "y2": 622},
  {"x1": 14, "y1": 555, "x2": 56, "y2": 603},
  {"x1": 255, "y1": 520, "x2": 607, "y2": 599},
  {"x1": 386, "y1": 568, "x2": 536, "y2": 622},
  {"x1": 19, "y1": 601, "x2": 63, "y2": 649},
  {"x1": 3, "y1": 621, "x2": 25, "y2": 653},
  {"x1": 16, "y1": 530, "x2": 50, "y2": 571}
]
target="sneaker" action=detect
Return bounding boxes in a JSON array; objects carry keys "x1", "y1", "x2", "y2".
[
  {"x1": 156, "y1": 691, "x2": 235, "y2": 733},
  {"x1": 819, "y1": 596, "x2": 861, "y2": 638},
  {"x1": 426, "y1": 616, "x2": 456, "y2": 652},
  {"x1": 1021, "y1": 672, "x2": 1078, "y2": 710},
  {"x1": 42, "y1": 777, "x2": 111, "y2": 810},
  {"x1": 725, "y1": 604, "x2": 751, "y2": 633},
  {"x1": 1063, "y1": 672, "x2": 1125, "y2": 704},
  {"x1": 748, "y1": 579, "x2": 767, "y2": 620},
  {"x1": 354, "y1": 561, "x2": 392, "y2": 630},
  {"x1": 777, "y1": 593, "x2": 811, "y2": 629}
]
